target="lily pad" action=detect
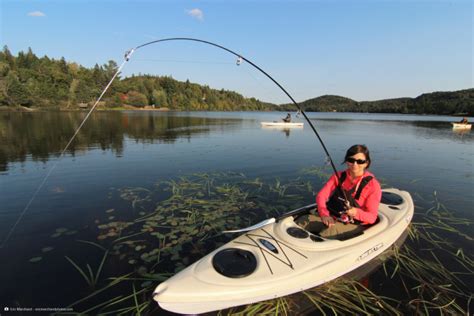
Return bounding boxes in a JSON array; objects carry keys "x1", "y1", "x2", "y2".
[
  {"x1": 29, "y1": 257, "x2": 42, "y2": 263},
  {"x1": 41, "y1": 247, "x2": 54, "y2": 253}
]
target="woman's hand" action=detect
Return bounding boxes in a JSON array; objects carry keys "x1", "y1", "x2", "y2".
[
  {"x1": 346, "y1": 207, "x2": 358, "y2": 218},
  {"x1": 321, "y1": 216, "x2": 335, "y2": 226}
]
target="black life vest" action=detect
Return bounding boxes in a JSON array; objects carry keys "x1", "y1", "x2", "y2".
[{"x1": 326, "y1": 172, "x2": 373, "y2": 217}]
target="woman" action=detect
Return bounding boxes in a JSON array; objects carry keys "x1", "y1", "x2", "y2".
[{"x1": 297, "y1": 144, "x2": 381, "y2": 239}]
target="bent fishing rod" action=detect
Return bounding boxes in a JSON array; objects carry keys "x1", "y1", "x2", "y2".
[
  {"x1": 135, "y1": 37, "x2": 339, "y2": 173},
  {"x1": 2, "y1": 37, "x2": 340, "y2": 247}
]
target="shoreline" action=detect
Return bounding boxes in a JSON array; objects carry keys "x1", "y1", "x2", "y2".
[{"x1": 0, "y1": 106, "x2": 471, "y2": 117}]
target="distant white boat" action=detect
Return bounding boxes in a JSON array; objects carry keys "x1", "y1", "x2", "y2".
[
  {"x1": 451, "y1": 123, "x2": 472, "y2": 130},
  {"x1": 260, "y1": 122, "x2": 304, "y2": 128}
]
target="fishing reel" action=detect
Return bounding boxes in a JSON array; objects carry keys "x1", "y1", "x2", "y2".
[
  {"x1": 340, "y1": 213, "x2": 350, "y2": 224},
  {"x1": 335, "y1": 199, "x2": 354, "y2": 224},
  {"x1": 337, "y1": 212, "x2": 354, "y2": 224}
]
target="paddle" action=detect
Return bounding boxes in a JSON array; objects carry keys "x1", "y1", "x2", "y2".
[{"x1": 223, "y1": 203, "x2": 316, "y2": 233}]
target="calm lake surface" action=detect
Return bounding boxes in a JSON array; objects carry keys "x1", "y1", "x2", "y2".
[{"x1": 1, "y1": 111, "x2": 472, "y2": 314}]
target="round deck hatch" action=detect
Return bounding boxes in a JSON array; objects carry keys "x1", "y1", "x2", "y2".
[
  {"x1": 212, "y1": 248, "x2": 257, "y2": 278},
  {"x1": 381, "y1": 192, "x2": 404, "y2": 205}
]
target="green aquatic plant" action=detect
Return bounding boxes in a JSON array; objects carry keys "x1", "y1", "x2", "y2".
[
  {"x1": 387, "y1": 191, "x2": 473, "y2": 315},
  {"x1": 222, "y1": 296, "x2": 294, "y2": 316},
  {"x1": 300, "y1": 165, "x2": 333, "y2": 181},
  {"x1": 29, "y1": 256, "x2": 42, "y2": 263},
  {"x1": 59, "y1": 172, "x2": 314, "y2": 314},
  {"x1": 65, "y1": 241, "x2": 109, "y2": 290},
  {"x1": 50, "y1": 227, "x2": 77, "y2": 238},
  {"x1": 301, "y1": 279, "x2": 401, "y2": 315},
  {"x1": 58, "y1": 173, "x2": 472, "y2": 315}
]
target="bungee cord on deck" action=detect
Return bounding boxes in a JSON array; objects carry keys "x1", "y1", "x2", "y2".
[{"x1": 2, "y1": 37, "x2": 339, "y2": 247}]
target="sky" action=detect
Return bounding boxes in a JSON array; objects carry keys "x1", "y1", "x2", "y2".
[{"x1": 1, "y1": 0, "x2": 473, "y2": 104}]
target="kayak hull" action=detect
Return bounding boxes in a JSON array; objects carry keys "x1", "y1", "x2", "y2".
[
  {"x1": 261, "y1": 121, "x2": 304, "y2": 128},
  {"x1": 153, "y1": 188, "x2": 414, "y2": 314},
  {"x1": 452, "y1": 123, "x2": 471, "y2": 129}
]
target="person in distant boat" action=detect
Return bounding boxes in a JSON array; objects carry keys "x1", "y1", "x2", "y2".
[
  {"x1": 459, "y1": 117, "x2": 468, "y2": 124},
  {"x1": 297, "y1": 144, "x2": 382, "y2": 239},
  {"x1": 282, "y1": 113, "x2": 291, "y2": 123}
]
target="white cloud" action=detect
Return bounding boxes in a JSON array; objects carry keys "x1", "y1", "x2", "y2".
[
  {"x1": 187, "y1": 8, "x2": 203, "y2": 21},
  {"x1": 28, "y1": 11, "x2": 46, "y2": 17}
]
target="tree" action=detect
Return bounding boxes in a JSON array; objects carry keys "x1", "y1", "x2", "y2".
[
  {"x1": 103, "y1": 60, "x2": 118, "y2": 81},
  {"x1": 152, "y1": 89, "x2": 168, "y2": 108},
  {"x1": 5, "y1": 72, "x2": 31, "y2": 106},
  {"x1": 127, "y1": 91, "x2": 148, "y2": 107},
  {"x1": 1, "y1": 46, "x2": 15, "y2": 69}
]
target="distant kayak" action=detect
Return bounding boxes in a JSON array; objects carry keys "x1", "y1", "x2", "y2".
[
  {"x1": 451, "y1": 123, "x2": 472, "y2": 130},
  {"x1": 153, "y1": 188, "x2": 414, "y2": 314},
  {"x1": 261, "y1": 121, "x2": 304, "y2": 128}
]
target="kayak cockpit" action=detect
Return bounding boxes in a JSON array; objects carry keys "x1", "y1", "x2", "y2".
[{"x1": 284, "y1": 190, "x2": 408, "y2": 244}]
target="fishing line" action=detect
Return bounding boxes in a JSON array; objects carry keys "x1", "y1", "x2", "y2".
[
  {"x1": 0, "y1": 53, "x2": 133, "y2": 248},
  {"x1": 137, "y1": 39, "x2": 338, "y2": 173},
  {"x1": 135, "y1": 38, "x2": 339, "y2": 173},
  {"x1": 238, "y1": 63, "x2": 284, "y2": 106},
  {"x1": 2, "y1": 37, "x2": 340, "y2": 247},
  {"x1": 133, "y1": 58, "x2": 233, "y2": 65}
]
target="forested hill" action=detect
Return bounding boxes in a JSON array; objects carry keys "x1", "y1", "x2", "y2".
[
  {"x1": 0, "y1": 46, "x2": 275, "y2": 111},
  {"x1": 1, "y1": 47, "x2": 472, "y2": 114},
  {"x1": 281, "y1": 89, "x2": 473, "y2": 115}
]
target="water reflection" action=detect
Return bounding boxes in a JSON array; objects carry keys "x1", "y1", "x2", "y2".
[
  {"x1": 313, "y1": 118, "x2": 474, "y2": 143},
  {"x1": 452, "y1": 128, "x2": 472, "y2": 138},
  {"x1": 0, "y1": 112, "x2": 240, "y2": 172},
  {"x1": 260, "y1": 125, "x2": 304, "y2": 138},
  {"x1": 1, "y1": 111, "x2": 472, "y2": 315},
  {"x1": 410, "y1": 120, "x2": 473, "y2": 142}
]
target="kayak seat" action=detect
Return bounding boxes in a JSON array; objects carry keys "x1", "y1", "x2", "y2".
[
  {"x1": 293, "y1": 214, "x2": 381, "y2": 241},
  {"x1": 334, "y1": 216, "x2": 381, "y2": 241}
]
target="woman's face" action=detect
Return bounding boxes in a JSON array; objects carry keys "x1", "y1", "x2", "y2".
[{"x1": 346, "y1": 152, "x2": 368, "y2": 175}]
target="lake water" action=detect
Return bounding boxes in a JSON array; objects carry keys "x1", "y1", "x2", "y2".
[{"x1": 0, "y1": 111, "x2": 472, "y2": 314}]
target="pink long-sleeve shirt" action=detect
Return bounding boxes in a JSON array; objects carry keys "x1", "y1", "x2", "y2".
[{"x1": 316, "y1": 170, "x2": 381, "y2": 224}]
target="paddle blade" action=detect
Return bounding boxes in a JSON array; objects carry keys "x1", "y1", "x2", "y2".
[{"x1": 222, "y1": 218, "x2": 276, "y2": 233}]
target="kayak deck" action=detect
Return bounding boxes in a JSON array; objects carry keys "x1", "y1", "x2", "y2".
[{"x1": 154, "y1": 188, "x2": 414, "y2": 314}]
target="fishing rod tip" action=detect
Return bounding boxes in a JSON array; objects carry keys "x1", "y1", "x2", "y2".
[{"x1": 124, "y1": 48, "x2": 135, "y2": 61}]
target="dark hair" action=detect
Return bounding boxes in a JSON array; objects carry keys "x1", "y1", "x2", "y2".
[{"x1": 344, "y1": 144, "x2": 371, "y2": 168}]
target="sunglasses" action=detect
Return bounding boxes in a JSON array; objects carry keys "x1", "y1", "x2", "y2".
[{"x1": 346, "y1": 157, "x2": 367, "y2": 164}]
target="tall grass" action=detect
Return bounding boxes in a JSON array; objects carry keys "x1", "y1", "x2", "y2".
[{"x1": 59, "y1": 173, "x2": 472, "y2": 315}]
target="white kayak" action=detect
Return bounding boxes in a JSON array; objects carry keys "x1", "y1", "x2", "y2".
[
  {"x1": 153, "y1": 188, "x2": 414, "y2": 314},
  {"x1": 451, "y1": 122, "x2": 472, "y2": 130},
  {"x1": 261, "y1": 121, "x2": 304, "y2": 128}
]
